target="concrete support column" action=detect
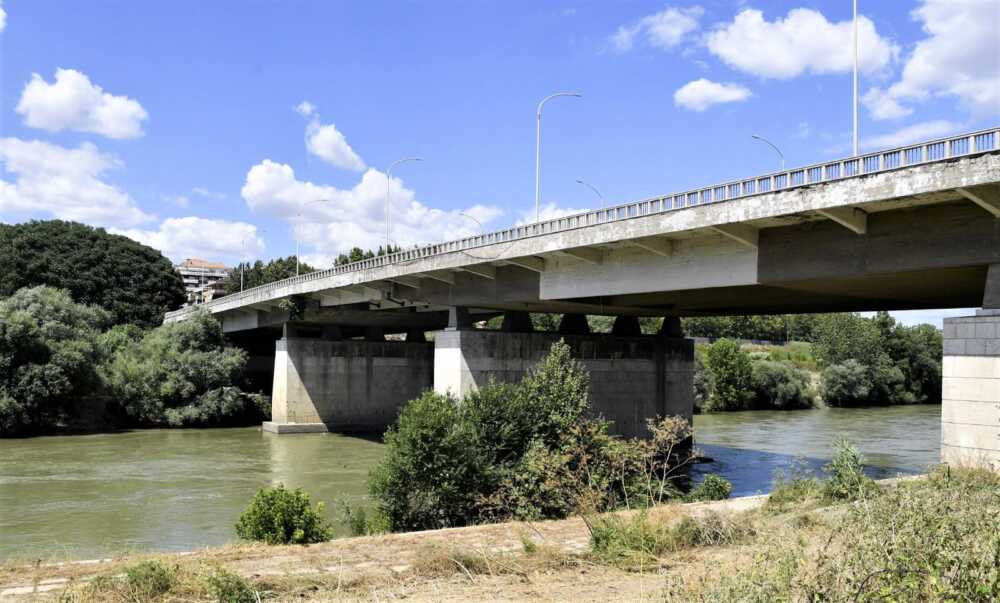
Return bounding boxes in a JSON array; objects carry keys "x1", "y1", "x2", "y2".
[
  {"x1": 941, "y1": 309, "x2": 1000, "y2": 470},
  {"x1": 265, "y1": 336, "x2": 433, "y2": 434},
  {"x1": 612, "y1": 315, "x2": 642, "y2": 336},
  {"x1": 500, "y1": 311, "x2": 534, "y2": 333},
  {"x1": 433, "y1": 328, "x2": 693, "y2": 438},
  {"x1": 558, "y1": 313, "x2": 590, "y2": 335}
]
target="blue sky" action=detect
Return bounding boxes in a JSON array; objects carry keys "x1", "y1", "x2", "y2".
[{"x1": 1, "y1": 1, "x2": 997, "y2": 325}]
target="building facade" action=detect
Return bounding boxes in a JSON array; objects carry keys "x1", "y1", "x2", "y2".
[{"x1": 175, "y1": 258, "x2": 231, "y2": 305}]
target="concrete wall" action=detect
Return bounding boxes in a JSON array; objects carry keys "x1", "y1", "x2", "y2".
[
  {"x1": 267, "y1": 338, "x2": 433, "y2": 433},
  {"x1": 434, "y1": 329, "x2": 694, "y2": 438},
  {"x1": 941, "y1": 310, "x2": 1000, "y2": 470}
]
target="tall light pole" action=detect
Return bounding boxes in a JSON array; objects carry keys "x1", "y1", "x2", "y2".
[
  {"x1": 575, "y1": 179, "x2": 605, "y2": 209},
  {"x1": 535, "y1": 92, "x2": 582, "y2": 223},
  {"x1": 751, "y1": 135, "x2": 785, "y2": 171},
  {"x1": 385, "y1": 157, "x2": 422, "y2": 252},
  {"x1": 295, "y1": 199, "x2": 329, "y2": 276},
  {"x1": 853, "y1": 0, "x2": 859, "y2": 156}
]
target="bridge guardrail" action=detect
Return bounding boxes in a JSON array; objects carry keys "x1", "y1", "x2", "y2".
[{"x1": 165, "y1": 127, "x2": 1000, "y2": 320}]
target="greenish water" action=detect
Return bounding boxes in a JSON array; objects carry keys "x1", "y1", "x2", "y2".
[{"x1": 0, "y1": 405, "x2": 941, "y2": 561}]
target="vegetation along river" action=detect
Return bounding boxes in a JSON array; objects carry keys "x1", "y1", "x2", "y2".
[{"x1": 0, "y1": 404, "x2": 940, "y2": 561}]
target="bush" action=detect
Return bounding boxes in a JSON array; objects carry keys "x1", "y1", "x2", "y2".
[
  {"x1": 822, "y1": 438, "x2": 876, "y2": 501},
  {"x1": 204, "y1": 567, "x2": 257, "y2": 603},
  {"x1": 124, "y1": 559, "x2": 175, "y2": 599},
  {"x1": 0, "y1": 286, "x2": 109, "y2": 436},
  {"x1": 687, "y1": 474, "x2": 733, "y2": 502},
  {"x1": 235, "y1": 484, "x2": 333, "y2": 544},
  {"x1": 369, "y1": 341, "x2": 696, "y2": 532},
  {"x1": 693, "y1": 354, "x2": 713, "y2": 413},
  {"x1": 100, "y1": 310, "x2": 261, "y2": 426},
  {"x1": 820, "y1": 360, "x2": 872, "y2": 407},
  {"x1": 703, "y1": 339, "x2": 754, "y2": 411},
  {"x1": 750, "y1": 360, "x2": 814, "y2": 410}
]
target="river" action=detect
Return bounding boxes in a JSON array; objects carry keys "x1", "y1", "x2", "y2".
[{"x1": 0, "y1": 405, "x2": 940, "y2": 561}]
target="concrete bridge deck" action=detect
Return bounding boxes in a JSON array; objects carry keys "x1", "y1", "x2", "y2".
[{"x1": 165, "y1": 128, "x2": 1000, "y2": 470}]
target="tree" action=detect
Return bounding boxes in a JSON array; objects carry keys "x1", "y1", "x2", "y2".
[
  {"x1": 222, "y1": 256, "x2": 316, "y2": 295},
  {"x1": 704, "y1": 339, "x2": 755, "y2": 411},
  {"x1": 0, "y1": 220, "x2": 185, "y2": 328},
  {"x1": 99, "y1": 310, "x2": 263, "y2": 426},
  {"x1": 0, "y1": 286, "x2": 110, "y2": 435}
]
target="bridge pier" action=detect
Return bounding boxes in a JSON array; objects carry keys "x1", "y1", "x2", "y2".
[
  {"x1": 263, "y1": 334, "x2": 433, "y2": 434},
  {"x1": 433, "y1": 318, "x2": 694, "y2": 438},
  {"x1": 941, "y1": 309, "x2": 1000, "y2": 470}
]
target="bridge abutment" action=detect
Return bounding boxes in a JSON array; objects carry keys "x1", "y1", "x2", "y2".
[
  {"x1": 941, "y1": 309, "x2": 1000, "y2": 470},
  {"x1": 263, "y1": 336, "x2": 434, "y2": 434},
  {"x1": 433, "y1": 327, "x2": 694, "y2": 438}
]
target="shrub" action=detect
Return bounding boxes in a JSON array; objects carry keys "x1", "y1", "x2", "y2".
[
  {"x1": 204, "y1": 567, "x2": 257, "y2": 603},
  {"x1": 687, "y1": 474, "x2": 733, "y2": 502},
  {"x1": 820, "y1": 360, "x2": 872, "y2": 407},
  {"x1": 822, "y1": 438, "x2": 876, "y2": 501},
  {"x1": 235, "y1": 484, "x2": 333, "y2": 544},
  {"x1": 692, "y1": 354, "x2": 713, "y2": 413},
  {"x1": 0, "y1": 286, "x2": 109, "y2": 436},
  {"x1": 100, "y1": 310, "x2": 261, "y2": 426},
  {"x1": 750, "y1": 360, "x2": 814, "y2": 410},
  {"x1": 703, "y1": 339, "x2": 754, "y2": 411},
  {"x1": 124, "y1": 559, "x2": 174, "y2": 599},
  {"x1": 369, "y1": 341, "x2": 696, "y2": 532}
]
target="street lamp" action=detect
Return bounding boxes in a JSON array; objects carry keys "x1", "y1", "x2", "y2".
[
  {"x1": 535, "y1": 92, "x2": 582, "y2": 223},
  {"x1": 457, "y1": 212, "x2": 483, "y2": 234},
  {"x1": 386, "y1": 158, "x2": 422, "y2": 252},
  {"x1": 751, "y1": 135, "x2": 785, "y2": 171},
  {"x1": 295, "y1": 199, "x2": 329, "y2": 276},
  {"x1": 575, "y1": 179, "x2": 605, "y2": 209},
  {"x1": 853, "y1": 0, "x2": 859, "y2": 156}
]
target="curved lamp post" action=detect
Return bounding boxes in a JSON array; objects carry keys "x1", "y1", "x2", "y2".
[
  {"x1": 457, "y1": 212, "x2": 483, "y2": 234},
  {"x1": 575, "y1": 179, "x2": 605, "y2": 209},
  {"x1": 535, "y1": 92, "x2": 582, "y2": 223},
  {"x1": 386, "y1": 157, "x2": 422, "y2": 251},
  {"x1": 751, "y1": 135, "x2": 785, "y2": 171}
]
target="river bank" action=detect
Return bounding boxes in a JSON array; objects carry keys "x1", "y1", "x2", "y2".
[{"x1": 4, "y1": 468, "x2": 995, "y2": 602}]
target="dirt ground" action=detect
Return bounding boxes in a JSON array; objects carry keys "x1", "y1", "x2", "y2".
[{"x1": 0, "y1": 495, "x2": 770, "y2": 601}]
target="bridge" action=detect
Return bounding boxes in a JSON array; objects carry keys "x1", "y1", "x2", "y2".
[{"x1": 167, "y1": 128, "x2": 1000, "y2": 469}]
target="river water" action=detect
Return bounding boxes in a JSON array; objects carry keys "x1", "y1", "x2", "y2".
[{"x1": 0, "y1": 405, "x2": 940, "y2": 561}]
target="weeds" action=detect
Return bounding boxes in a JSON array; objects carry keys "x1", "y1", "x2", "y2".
[
  {"x1": 124, "y1": 559, "x2": 174, "y2": 600},
  {"x1": 203, "y1": 566, "x2": 258, "y2": 603}
]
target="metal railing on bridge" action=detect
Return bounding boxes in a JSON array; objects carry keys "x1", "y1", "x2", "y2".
[{"x1": 166, "y1": 127, "x2": 1000, "y2": 320}]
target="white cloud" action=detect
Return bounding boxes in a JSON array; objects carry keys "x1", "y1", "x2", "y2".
[
  {"x1": 0, "y1": 0, "x2": 7, "y2": 32},
  {"x1": 295, "y1": 101, "x2": 366, "y2": 171},
  {"x1": 863, "y1": 120, "x2": 963, "y2": 150},
  {"x1": 611, "y1": 6, "x2": 703, "y2": 52},
  {"x1": 862, "y1": 87, "x2": 913, "y2": 120},
  {"x1": 674, "y1": 78, "x2": 752, "y2": 111},
  {"x1": 705, "y1": 8, "x2": 898, "y2": 79},
  {"x1": 16, "y1": 69, "x2": 148, "y2": 139},
  {"x1": 864, "y1": 0, "x2": 999, "y2": 120},
  {"x1": 163, "y1": 194, "x2": 191, "y2": 208},
  {"x1": 515, "y1": 203, "x2": 592, "y2": 226},
  {"x1": 192, "y1": 187, "x2": 226, "y2": 200},
  {"x1": 240, "y1": 160, "x2": 503, "y2": 254},
  {"x1": 114, "y1": 217, "x2": 263, "y2": 264},
  {"x1": 0, "y1": 137, "x2": 153, "y2": 227}
]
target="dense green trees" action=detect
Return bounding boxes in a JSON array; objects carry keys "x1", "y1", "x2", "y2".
[
  {"x1": 703, "y1": 339, "x2": 755, "y2": 411},
  {"x1": 222, "y1": 256, "x2": 316, "y2": 295},
  {"x1": 0, "y1": 221, "x2": 185, "y2": 328},
  {"x1": 0, "y1": 287, "x2": 110, "y2": 435},
  {"x1": 101, "y1": 310, "x2": 266, "y2": 426}
]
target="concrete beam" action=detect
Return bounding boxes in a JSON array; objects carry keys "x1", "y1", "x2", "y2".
[
  {"x1": 505, "y1": 256, "x2": 546, "y2": 273},
  {"x1": 419, "y1": 270, "x2": 455, "y2": 285},
  {"x1": 986, "y1": 264, "x2": 1000, "y2": 309},
  {"x1": 817, "y1": 207, "x2": 868, "y2": 234},
  {"x1": 957, "y1": 187, "x2": 1000, "y2": 218},
  {"x1": 561, "y1": 246, "x2": 603, "y2": 265},
  {"x1": 385, "y1": 275, "x2": 422, "y2": 289},
  {"x1": 457, "y1": 264, "x2": 497, "y2": 280},
  {"x1": 710, "y1": 224, "x2": 759, "y2": 249},
  {"x1": 627, "y1": 236, "x2": 674, "y2": 257}
]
